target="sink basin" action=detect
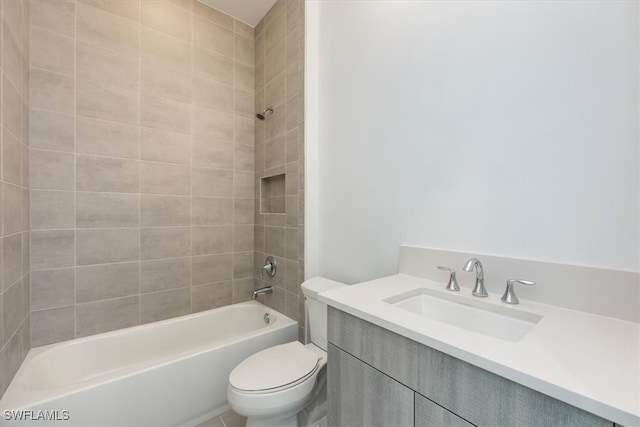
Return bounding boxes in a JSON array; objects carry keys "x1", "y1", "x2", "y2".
[{"x1": 384, "y1": 288, "x2": 542, "y2": 342}]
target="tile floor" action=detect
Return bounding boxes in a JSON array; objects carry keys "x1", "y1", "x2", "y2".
[{"x1": 197, "y1": 409, "x2": 247, "y2": 427}]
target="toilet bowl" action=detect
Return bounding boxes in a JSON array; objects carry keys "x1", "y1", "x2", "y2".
[
  {"x1": 226, "y1": 277, "x2": 346, "y2": 427},
  {"x1": 227, "y1": 342, "x2": 326, "y2": 427}
]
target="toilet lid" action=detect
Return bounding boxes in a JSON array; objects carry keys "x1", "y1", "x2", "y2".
[{"x1": 229, "y1": 342, "x2": 319, "y2": 392}]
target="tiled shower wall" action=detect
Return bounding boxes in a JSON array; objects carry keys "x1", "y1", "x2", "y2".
[
  {"x1": 0, "y1": 0, "x2": 31, "y2": 396},
  {"x1": 253, "y1": 0, "x2": 305, "y2": 336},
  {"x1": 28, "y1": 0, "x2": 257, "y2": 347}
]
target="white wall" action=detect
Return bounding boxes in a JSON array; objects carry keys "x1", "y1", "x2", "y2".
[{"x1": 306, "y1": 0, "x2": 639, "y2": 283}]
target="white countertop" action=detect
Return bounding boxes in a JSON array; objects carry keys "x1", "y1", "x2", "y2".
[{"x1": 319, "y1": 274, "x2": 640, "y2": 426}]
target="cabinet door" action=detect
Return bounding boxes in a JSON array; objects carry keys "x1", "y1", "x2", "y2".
[
  {"x1": 328, "y1": 344, "x2": 414, "y2": 427},
  {"x1": 415, "y1": 393, "x2": 475, "y2": 427}
]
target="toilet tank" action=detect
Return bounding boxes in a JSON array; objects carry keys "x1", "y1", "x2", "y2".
[{"x1": 301, "y1": 277, "x2": 346, "y2": 351}]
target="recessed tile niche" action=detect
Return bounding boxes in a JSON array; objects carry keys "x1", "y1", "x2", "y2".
[{"x1": 260, "y1": 174, "x2": 286, "y2": 214}]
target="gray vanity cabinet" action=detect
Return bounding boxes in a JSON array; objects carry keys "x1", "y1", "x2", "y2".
[
  {"x1": 415, "y1": 394, "x2": 474, "y2": 427},
  {"x1": 327, "y1": 307, "x2": 614, "y2": 427},
  {"x1": 328, "y1": 343, "x2": 414, "y2": 427}
]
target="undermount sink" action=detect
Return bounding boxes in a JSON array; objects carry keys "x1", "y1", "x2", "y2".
[{"x1": 384, "y1": 288, "x2": 542, "y2": 342}]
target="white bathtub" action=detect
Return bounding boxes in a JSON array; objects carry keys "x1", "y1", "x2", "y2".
[{"x1": 0, "y1": 301, "x2": 298, "y2": 427}]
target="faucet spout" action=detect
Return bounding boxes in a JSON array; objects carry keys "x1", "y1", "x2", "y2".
[
  {"x1": 252, "y1": 285, "x2": 273, "y2": 299},
  {"x1": 463, "y1": 258, "x2": 488, "y2": 297}
]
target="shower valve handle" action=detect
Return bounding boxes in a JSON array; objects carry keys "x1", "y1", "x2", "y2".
[{"x1": 262, "y1": 256, "x2": 277, "y2": 277}]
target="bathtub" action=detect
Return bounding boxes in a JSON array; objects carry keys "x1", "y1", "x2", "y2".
[{"x1": 0, "y1": 301, "x2": 298, "y2": 427}]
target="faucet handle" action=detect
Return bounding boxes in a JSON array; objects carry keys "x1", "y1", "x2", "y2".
[
  {"x1": 261, "y1": 256, "x2": 277, "y2": 278},
  {"x1": 437, "y1": 266, "x2": 460, "y2": 292},
  {"x1": 501, "y1": 279, "x2": 535, "y2": 305}
]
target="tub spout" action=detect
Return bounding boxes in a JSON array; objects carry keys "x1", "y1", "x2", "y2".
[{"x1": 252, "y1": 286, "x2": 273, "y2": 299}]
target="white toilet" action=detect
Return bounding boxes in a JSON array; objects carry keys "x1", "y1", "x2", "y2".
[{"x1": 227, "y1": 277, "x2": 345, "y2": 427}]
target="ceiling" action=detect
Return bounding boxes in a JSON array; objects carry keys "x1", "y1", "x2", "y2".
[{"x1": 198, "y1": 0, "x2": 278, "y2": 28}]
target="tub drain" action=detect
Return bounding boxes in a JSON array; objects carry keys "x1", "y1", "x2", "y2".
[{"x1": 263, "y1": 313, "x2": 270, "y2": 324}]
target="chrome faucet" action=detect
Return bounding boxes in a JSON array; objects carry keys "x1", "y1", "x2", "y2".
[
  {"x1": 437, "y1": 266, "x2": 460, "y2": 291},
  {"x1": 252, "y1": 285, "x2": 273, "y2": 299},
  {"x1": 501, "y1": 279, "x2": 535, "y2": 305},
  {"x1": 463, "y1": 258, "x2": 488, "y2": 297}
]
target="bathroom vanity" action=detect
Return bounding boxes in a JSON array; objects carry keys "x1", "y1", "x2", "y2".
[
  {"x1": 327, "y1": 308, "x2": 611, "y2": 427},
  {"x1": 319, "y1": 269, "x2": 639, "y2": 427}
]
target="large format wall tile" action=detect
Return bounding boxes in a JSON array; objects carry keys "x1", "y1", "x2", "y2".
[
  {"x1": 2, "y1": 77, "x2": 23, "y2": 138},
  {"x1": 192, "y1": 281, "x2": 232, "y2": 312},
  {"x1": 140, "y1": 161, "x2": 190, "y2": 195},
  {"x1": 31, "y1": 190, "x2": 75, "y2": 229},
  {"x1": 2, "y1": 183, "x2": 23, "y2": 235},
  {"x1": 140, "y1": 288, "x2": 191, "y2": 323},
  {"x1": 76, "y1": 1, "x2": 139, "y2": 56},
  {"x1": 1, "y1": 0, "x2": 31, "y2": 398},
  {"x1": 193, "y1": 16, "x2": 233, "y2": 57},
  {"x1": 253, "y1": 0, "x2": 305, "y2": 323},
  {"x1": 76, "y1": 155, "x2": 139, "y2": 193},
  {"x1": 76, "y1": 193, "x2": 139, "y2": 228},
  {"x1": 30, "y1": 150, "x2": 75, "y2": 191},
  {"x1": 76, "y1": 262, "x2": 140, "y2": 303},
  {"x1": 192, "y1": 135, "x2": 234, "y2": 169},
  {"x1": 140, "y1": 127, "x2": 191, "y2": 164},
  {"x1": 76, "y1": 228, "x2": 140, "y2": 265},
  {"x1": 141, "y1": 27, "x2": 191, "y2": 74},
  {"x1": 30, "y1": 269, "x2": 75, "y2": 311},
  {"x1": 192, "y1": 106, "x2": 233, "y2": 140},
  {"x1": 141, "y1": 95, "x2": 191, "y2": 134},
  {"x1": 192, "y1": 254, "x2": 233, "y2": 286},
  {"x1": 23, "y1": 0, "x2": 270, "y2": 354},
  {"x1": 141, "y1": 59, "x2": 191, "y2": 104},
  {"x1": 141, "y1": 257, "x2": 192, "y2": 293},
  {"x1": 76, "y1": 42, "x2": 140, "y2": 90},
  {"x1": 192, "y1": 77, "x2": 234, "y2": 112},
  {"x1": 30, "y1": 27, "x2": 75, "y2": 76},
  {"x1": 31, "y1": 0, "x2": 75, "y2": 37},
  {"x1": 31, "y1": 306, "x2": 75, "y2": 347},
  {"x1": 192, "y1": 197, "x2": 234, "y2": 225},
  {"x1": 76, "y1": 116, "x2": 139, "y2": 159},
  {"x1": 192, "y1": 226, "x2": 233, "y2": 255},
  {"x1": 141, "y1": 227, "x2": 191, "y2": 260},
  {"x1": 78, "y1": 0, "x2": 140, "y2": 22},
  {"x1": 31, "y1": 230, "x2": 75, "y2": 270},
  {"x1": 29, "y1": 109, "x2": 75, "y2": 152},
  {"x1": 140, "y1": 195, "x2": 191, "y2": 227},
  {"x1": 30, "y1": 69, "x2": 74, "y2": 114},
  {"x1": 193, "y1": 46, "x2": 233, "y2": 85},
  {"x1": 76, "y1": 79, "x2": 139, "y2": 125},
  {"x1": 141, "y1": 0, "x2": 192, "y2": 41},
  {"x1": 76, "y1": 296, "x2": 139, "y2": 337},
  {"x1": 3, "y1": 280, "x2": 24, "y2": 342},
  {"x1": 192, "y1": 168, "x2": 233, "y2": 197}
]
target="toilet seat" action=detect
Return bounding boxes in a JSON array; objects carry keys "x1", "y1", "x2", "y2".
[{"x1": 229, "y1": 342, "x2": 320, "y2": 393}]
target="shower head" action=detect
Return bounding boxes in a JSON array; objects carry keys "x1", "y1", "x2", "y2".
[{"x1": 256, "y1": 107, "x2": 274, "y2": 120}]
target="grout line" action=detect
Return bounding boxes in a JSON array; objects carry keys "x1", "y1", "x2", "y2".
[
  {"x1": 22, "y1": 0, "x2": 30, "y2": 352},
  {"x1": 231, "y1": 11, "x2": 237, "y2": 304},
  {"x1": 73, "y1": 0, "x2": 78, "y2": 340},
  {"x1": 138, "y1": 0, "x2": 142, "y2": 326},
  {"x1": 189, "y1": 0, "x2": 194, "y2": 314}
]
